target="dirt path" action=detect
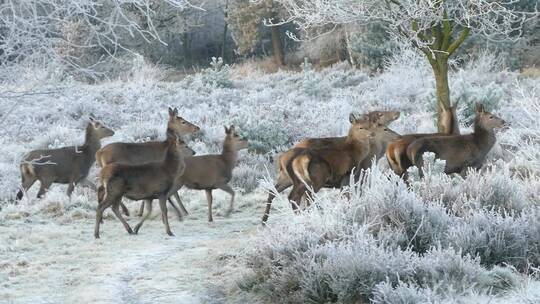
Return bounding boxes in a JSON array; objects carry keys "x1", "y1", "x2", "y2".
[{"x1": 0, "y1": 191, "x2": 264, "y2": 304}]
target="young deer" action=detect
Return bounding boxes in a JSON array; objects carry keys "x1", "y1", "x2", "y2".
[
  {"x1": 94, "y1": 135, "x2": 188, "y2": 238},
  {"x1": 406, "y1": 103, "x2": 506, "y2": 175},
  {"x1": 285, "y1": 116, "x2": 374, "y2": 210},
  {"x1": 96, "y1": 107, "x2": 199, "y2": 217},
  {"x1": 261, "y1": 111, "x2": 399, "y2": 224},
  {"x1": 151, "y1": 125, "x2": 249, "y2": 223},
  {"x1": 17, "y1": 118, "x2": 114, "y2": 200},
  {"x1": 386, "y1": 102, "x2": 460, "y2": 177}
]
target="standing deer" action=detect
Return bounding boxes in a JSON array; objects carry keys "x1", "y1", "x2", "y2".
[
  {"x1": 16, "y1": 118, "x2": 114, "y2": 200},
  {"x1": 406, "y1": 103, "x2": 506, "y2": 175},
  {"x1": 94, "y1": 135, "x2": 188, "y2": 238},
  {"x1": 96, "y1": 107, "x2": 199, "y2": 217},
  {"x1": 261, "y1": 111, "x2": 400, "y2": 224},
  {"x1": 141, "y1": 125, "x2": 248, "y2": 223},
  {"x1": 386, "y1": 102, "x2": 460, "y2": 177},
  {"x1": 285, "y1": 116, "x2": 374, "y2": 210}
]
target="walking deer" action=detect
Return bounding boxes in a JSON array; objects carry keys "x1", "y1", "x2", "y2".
[
  {"x1": 406, "y1": 103, "x2": 506, "y2": 175},
  {"x1": 96, "y1": 107, "x2": 199, "y2": 217},
  {"x1": 17, "y1": 118, "x2": 114, "y2": 200},
  {"x1": 386, "y1": 102, "x2": 460, "y2": 177},
  {"x1": 142, "y1": 125, "x2": 248, "y2": 223},
  {"x1": 285, "y1": 116, "x2": 374, "y2": 210},
  {"x1": 94, "y1": 135, "x2": 188, "y2": 238},
  {"x1": 261, "y1": 111, "x2": 400, "y2": 224}
]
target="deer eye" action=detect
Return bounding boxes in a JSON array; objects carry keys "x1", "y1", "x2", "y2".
[{"x1": 489, "y1": 116, "x2": 493, "y2": 119}]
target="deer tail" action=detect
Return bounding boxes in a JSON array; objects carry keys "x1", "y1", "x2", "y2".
[{"x1": 286, "y1": 153, "x2": 310, "y2": 187}]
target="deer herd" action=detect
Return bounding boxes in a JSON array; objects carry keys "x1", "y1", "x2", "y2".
[{"x1": 15, "y1": 103, "x2": 506, "y2": 238}]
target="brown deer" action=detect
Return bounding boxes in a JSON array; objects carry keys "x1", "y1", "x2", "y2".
[
  {"x1": 96, "y1": 107, "x2": 199, "y2": 217},
  {"x1": 141, "y1": 125, "x2": 249, "y2": 223},
  {"x1": 406, "y1": 103, "x2": 506, "y2": 175},
  {"x1": 294, "y1": 110, "x2": 400, "y2": 149},
  {"x1": 94, "y1": 135, "x2": 188, "y2": 238},
  {"x1": 285, "y1": 116, "x2": 374, "y2": 210},
  {"x1": 261, "y1": 111, "x2": 400, "y2": 224},
  {"x1": 386, "y1": 102, "x2": 460, "y2": 177},
  {"x1": 16, "y1": 118, "x2": 114, "y2": 200}
]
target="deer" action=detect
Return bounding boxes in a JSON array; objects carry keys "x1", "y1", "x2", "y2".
[
  {"x1": 95, "y1": 107, "x2": 199, "y2": 218},
  {"x1": 285, "y1": 116, "x2": 375, "y2": 211},
  {"x1": 137, "y1": 125, "x2": 249, "y2": 224},
  {"x1": 94, "y1": 134, "x2": 188, "y2": 238},
  {"x1": 386, "y1": 102, "x2": 460, "y2": 177},
  {"x1": 16, "y1": 118, "x2": 114, "y2": 200},
  {"x1": 261, "y1": 110, "x2": 400, "y2": 224},
  {"x1": 406, "y1": 103, "x2": 506, "y2": 176}
]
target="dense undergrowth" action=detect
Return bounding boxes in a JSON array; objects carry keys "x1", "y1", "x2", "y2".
[{"x1": 1, "y1": 50, "x2": 539, "y2": 303}]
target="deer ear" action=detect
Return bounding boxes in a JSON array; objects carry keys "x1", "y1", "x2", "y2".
[
  {"x1": 168, "y1": 107, "x2": 175, "y2": 117},
  {"x1": 475, "y1": 103, "x2": 485, "y2": 113},
  {"x1": 349, "y1": 113, "x2": 357, "y2": 124},
  {"x1": 229, "y1": 125, "x2": 235, "y2": 132},
  {"x1": 224, "y1": 126, "x2": 230, "y2": 134},
  {"x1": 89, "y1": 117, "x2": 98, "y2": 128}
]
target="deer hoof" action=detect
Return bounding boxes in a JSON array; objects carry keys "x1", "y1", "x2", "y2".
[
  {"x1": 134, "y1": 225, "x2": 141, "y2": 234},
  {"x1": 167, "y1": 231, "x2": 174, "y2": 236}
]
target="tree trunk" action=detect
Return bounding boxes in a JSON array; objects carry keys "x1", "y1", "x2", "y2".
[
  {"x1": 181, "y1": 32, "x2": 191, "y2": 66},
  {"x1": 430, "y1": 55, "x2": 452, "y2": 133},
  {"x1": 221, "y1": 0, "x2": 229, "y2": 61},
  {"x1": 344, "y1": 29, "x2": 356, "y2": 67},
  {"x1": 270, "y1": 25, "x2": 285, "y2": 66}
]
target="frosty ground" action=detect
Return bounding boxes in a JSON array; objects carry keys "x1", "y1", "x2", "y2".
[
  {"x1": 1, "y1": 189, "x2": 266, "y2": 303},
  {"x1": 1, "y1": 52, "x2": 539, "y2": 303}
]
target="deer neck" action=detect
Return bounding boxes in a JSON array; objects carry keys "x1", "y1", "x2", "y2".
[
  {"x1": 473, "y1": 120, "x2": 496, "y2": 154},
  {"x1": 164, "y1": 141, "x2": 184, "y2": 176},
  {"x1": 221, "y1": 142, "x2": 238, "y2": 170},
  {"x1": 165, "y1": 128, "x2": 178, "y2": 142},
  {"x1": 346, "y1": 136, "x2": 370, "y2": 162},
  {"x1": 83, "y1": 127, "x2": 102, "y2": 156}
]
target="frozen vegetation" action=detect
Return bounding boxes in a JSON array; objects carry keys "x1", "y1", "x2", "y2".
[{"x1": 1, "y1": 50, "x2": 539, "y2": 303}]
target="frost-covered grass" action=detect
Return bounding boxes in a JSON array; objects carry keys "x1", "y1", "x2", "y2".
[{"x1": 0, "y1": 50, "x2": 539, "y2": 303}]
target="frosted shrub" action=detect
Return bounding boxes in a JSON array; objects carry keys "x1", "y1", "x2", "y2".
[
  {"x1": 302, "y1": 58, "x2": 329, "y2": 98},
  {"x1": 234, "y1": 117, "x2": 290, "y2": 154},
  {"x1": 372, "y1": 281, "x2": 436, "y2": 304},
  {"x1": 445, "y1": 209, "x2": 540, "y2": 271},
  {"x1": 201, "y1": 57, "x2": 233, "y2": 88}
]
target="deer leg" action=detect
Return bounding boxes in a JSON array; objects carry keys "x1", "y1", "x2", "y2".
[
  {"x1": 138, "y1": 201, "x2": 145, "y2": 217},
  {"x1": 36, "y1": 179, "x2": 53, "y2": 199},
  {"x1": 67, "y1": 182, "x2": 76, "y2": 199},
  {"x1": 119, "y1": 202, "x2": 130, "y2": 217},
  {"x1": 288, "y1": 184, "x2": 306, "y2": 214},
  {"x1": 173, "y1": 191, "x2": 189, "y2": 216},
  {"x1": 94, "y1": 198, "x2": 113, "y2": 239},
  {"x1": 205, "y1": 189, "x2": 214, "y2": 222},
  {"x1": 112, "y1": 200, "x2": 133, "y2": 235},
  {"x1": 262, "y1": 180, "x2": 292, "y2": 224},
  {"x1": 158, "y1": 196, "x2": 174, "y2": 236},
  {"x1": 134, "y1": 200, "x2": 153, "y2": 234},
  {"x1": 167, "y1": 196, "x2": 184, "y2": 222},
  {"x1": 216, "y1": 183, "x2": 235, "y2": 217}
]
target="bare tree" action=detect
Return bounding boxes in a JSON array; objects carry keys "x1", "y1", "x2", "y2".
[
  {"x1": 0, "y1": 0, "x2": 198, "y2": 79},
  {"x1": 228, "y1": 0, "x2": 285, "y2": 65},
  {"x1": 265, "y1": 0, "x2": 537, "y2": 131}
]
